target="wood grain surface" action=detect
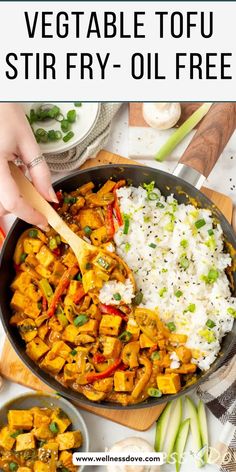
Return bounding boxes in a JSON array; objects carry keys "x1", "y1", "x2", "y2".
[
  {"x1": 0, "y1": 150, "x2": 233, "y2": 431},
  {"x1": 180, "y1": 103, "x2": 236, "y2": 177}
]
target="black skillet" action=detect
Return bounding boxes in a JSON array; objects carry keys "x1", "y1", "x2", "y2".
[{"x1": 0, "y1": 103, "x2": 235, "y2": 409}]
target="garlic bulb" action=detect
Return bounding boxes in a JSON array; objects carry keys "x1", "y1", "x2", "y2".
[
  {"x1": 107, "y1": 437, "x2": 160, "y2": 472},
  {"x1": 142, "y1": 102, "x2": 181, "y2": 130}
]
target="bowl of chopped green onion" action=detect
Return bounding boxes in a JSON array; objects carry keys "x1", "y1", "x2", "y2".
[{"x1": 23, "y1": 102, "x2": 101, "y2": 154}]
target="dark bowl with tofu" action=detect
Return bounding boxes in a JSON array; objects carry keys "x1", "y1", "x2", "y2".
[
  {"x1": 0, "y1": 392, "x2": 89, "y2": 471},
  {"x1": 0, "y1": 164, "x2": 235, "y2": 410}
]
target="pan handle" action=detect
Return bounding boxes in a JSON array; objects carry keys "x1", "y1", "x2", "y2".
[{"x1": 173, "y1": 103, "x2": 236, "y2": 189}]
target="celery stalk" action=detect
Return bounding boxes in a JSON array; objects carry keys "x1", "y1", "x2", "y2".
[{"x1": 155, "y1": 103, "x2": 213, "y2": 162}]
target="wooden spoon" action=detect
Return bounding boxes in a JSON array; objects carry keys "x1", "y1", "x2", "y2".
[{"x1": 10, "y1": 162, "x2": 135, "y2": 294}]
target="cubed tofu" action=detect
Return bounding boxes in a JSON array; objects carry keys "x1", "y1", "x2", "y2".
[
  {"x1": 15, "y1": 432, "x2": 35, "y2": 451},
  {"x1": 36, "y1": 245, "x2": 55, "y2": 268},
  {"x1": 50, "y1": 341, "x2": 71, "y2": 360},
  {"x1": 0, "y1": 426, "x2": 15, "y2": 451},
  {"x1": 40, "y1": 352, "x2": 66, "y2": 375},
  {"x1": 93, "y1": 252, "x2": 116, "y2": 273},
  {"x1": 175, "y1": 346, "x2": 192, "y2": 364},
  {"x1": 41, "y1": 441, "x2": 59, "y2": 460},
  {"x1": 25, "y1": 254, "x2": 39, "y2": 268},
  {"x1": 78, "y1": 208, "x2": 103, "y2": 229},
  {"x1": 93, "y1": 378, "x2": 113, "y2": 393},
  {"x1": 165, "y1": 364, "x2": 197, "y2": 374},
  {"x1": 27, "y1": 284, "x2": 41, "y2": 302},
  {"x1": 99, "y1": 315, "x2": 122, "y2": 336},
  {"x1": 103, "y1": 336, "x2": 121, "y2": 358},
  {"x1": 90, "y1": 226, "x2": 107, "y2": 246},
  {"x1": 8, "y1": 410, "x2": 33, "y2": 430},
  {"x1": 62, "y1": 251, "x2": 78, "y2": 268},
  {"x1": 59, "y1": 451, "x2": 77, "y2": 472},
  {"x1": 78, "y1": 319, "x2": 98, "y2": 336},
  {"x1": 49, "y1": 261, "x2": 66, "y2": 285},
  {"x1": 33, "y1": 425, "x2": 54, "y2": 440},
  {"x1": 68, "y1": 280, "x2": 81, "y2": 296},
  {"x1": 33, "y1": 408, "x2": 51, "y2": 429},
  {"x1": 156, "y1": 373, "x2": 181, "y2": 394},
  {"x1": 82, "y1": 270, "x2": 103, "y2": 293},
  {"x1": 97, "y1": 180, "x2": 116, "y2": 195},
  {"x1": 56, "y1": 431, "x2": 82, "y2": 450},
  {"x1": 63, "y1": 363, "x2": 79, "y2": 381},
  {"x1": 23, "y1": 237, "x2": 43, "y2": 254},
  {"x1": 62, "y1": 325, "x2": 80, "y2": 343},
  {"x1": 126, "y1": 318, "x2": 140, "y2": 341},
  {"x1": 50, "y1": 409, "x2": 71, "y2": 433},
  {"x1": 114, "y1": 371, "x2": 135, "y2": 392},
  {"x1": 169, "y1": 333, "x2": 188, "y2": 344},
  {"x1": 140, "y1": 333, "x2": 156, "y2": 349},
  {"x1": 11, "y1": 272, "x2": 32, "y2": 293},
  {"x1": 24, "y1": 301, "x2": 41, "y2": 319},
  {"x1": 10, "y1": 291, "x2": 28, "y2": 311},
  {"x1": 26, "y1": 337, "x2": 50, "y2": 362},
  {"x1": 18, "y1": 318, "x2": 37, "y2": 342},
  {"x1": 38, "y1": 323, "x2": 49, "y2": 340},
  {"x1": 35, "y1": 265, "x2": 51, "y2": 279},
  {"x1": 33, "y1": 461, "x2": 50, "y2": 472}
]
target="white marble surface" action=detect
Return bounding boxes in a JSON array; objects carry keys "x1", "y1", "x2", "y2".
[{"x1": 0, "y1": 103, "x2": 235, "y2": 472}]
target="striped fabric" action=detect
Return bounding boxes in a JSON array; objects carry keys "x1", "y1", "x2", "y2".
[{"x1": 197, "y1": 345, "x2": 236, "y2": 472}]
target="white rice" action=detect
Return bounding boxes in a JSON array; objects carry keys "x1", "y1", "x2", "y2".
[
  {"x1": 113, "y1": 184, "x2": 235, "y2": 371},
  {"x1": 99, "y1": 279, "x2": 134, "y2": 305}
]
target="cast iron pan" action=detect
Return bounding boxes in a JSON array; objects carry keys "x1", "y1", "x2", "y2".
[{"x1": 0, "y1": 103, "x2": 236, "y2": 410}]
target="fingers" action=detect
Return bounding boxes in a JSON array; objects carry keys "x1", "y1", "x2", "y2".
[
  {"x1": 0, "y1": 202, "x2": 7, "y2": 217},
  {"x1": 0, "y1": 159, "x2": 48, "y2": 228},
  {"x1": 19, "y1": 123, "x2": 58, "y2": 203}
]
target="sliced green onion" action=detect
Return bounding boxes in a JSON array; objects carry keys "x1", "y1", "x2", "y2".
[
  {"x1": 147, "y1": 387, "x2": 162, "y2": 398},
  {"x1": 206, "y1": 319, "x2": 216, "y2": 329},
  {"x1": 20, "y1": 253, "x2": 27, "y2": 263},
  {"x1": 155, "y1": 103, "x2": 212, "y2": 161},
  {"x1": 29, "y1": 229, "x2": 38, "y2": 238},
  {"x1": 64, "y1": 196, "x2": 77, "y2": 204},
  {"x1": 159, "y1": 287, "x2": 167, "y2": 297},
  {"x1": 9, "y1": 463, "x2": 18, "y2": 471},
  {"x1": 195, "y1": 219, "x2": 206, "y2": 229},
  {"x1": 35, "y1": 128, "x2": 48, "y2": 143},
  {"x1": 180, "y1": 257, "x2": 189, "y2": 270},
  {"x1": 74, "y1": 314, "x2": 89, "y2": 327},
  {"x1": 63, "y1": 131, "x2": 74, "y2": 143},
  {"x1": 133, "y1": 291, "x2": 143, "y2": 305},
  {"x1": 49, "y1": 238, "x2": 57, "y2": 250},
  {"x1": 119, "y1": 330, "x2": 132, "y2": 342},
  {"x1": 208, "y1": 229, "x2": 214, "y2": 236},
  {"x1": 180, "y1": 239, "x2": 188, "y2": 248},
  {"x1": 10, "y1": 429, "x2": 24, "y2": 438},
  {"x1": 123, "y1": 215, "x2": 130, "y2": 235},
  {"x1": 84, "y1": 226, "x2": 92, "y2": 236},
  {"x1": 56, "y1": 235, "x2": 61, "y2": 245},
  {"x1": 124, "y1": 242, "x2": 131, "y2": 252},
  {"x1": 47, "y1": 105, "x2": 60, "y2": 119},
  {"x1": 143, "y1": 181, "x2": 155, "y2": 193},
  {"x1": 61, "y1": 119, "x2": 71, "y2": 133},
  {"x1": 185, "y1": 303, "x2": 196, "y2": 313},
  {"x1": 85, "y1": 262, "x2": 92, "y2": 270},
  {"x1": 70, "y1": 349, "x2": 77, "y2": 356},
  {"x1": 167, "y1": 322, "x2": 176, "y2": 332},
  {"x1": 77, "y1": 273, "x2": 82, "y2": 281},
  {"x1": 151, "y1": 351, "x2": 160, "y2": 361},
  {"x1": 49, "y1": 421, "x2": 59, "y2": 434},
  {"x1": 148, "y1": 192, "x2": 159, "y2": 201},
  {"x1": 74, "y1": 102, "x2": 82, "y2": 107},
  {"x1": 113, "y1": 293, "x2": 121, "y2": 301},
  {"x1": 175, "y1": 290, "x2": 183, "y2": 298},
  {"x1": 227, "y1": 307, "x2": 236, "y2": 318},
  {"x1": 67, "y1": 109, "x2": 77, "y2": 123},
  {"x1": 149, "y1": 243, "x2": 157, "y2": 249},
  {"x1": 202, "y1": 268, "x2": 219, "y2": 284},
  {"x1": 156, "y1": 202, "x2": 165, "y2": 209}
]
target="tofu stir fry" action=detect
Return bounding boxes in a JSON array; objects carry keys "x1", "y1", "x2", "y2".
[
  {"x1": 0, "y1": 406, "x2": 82, "y2": 471},
  {"x1": 10, "y1": 180, "x2": 198, "y2": 405}
]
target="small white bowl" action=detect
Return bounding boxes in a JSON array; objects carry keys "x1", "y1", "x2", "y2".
[
  {"x1": 0, "y1": 392, "x2": 89, "y2": 471},
  {"x1": 23, "y1": 102, "x2": 101, "y2": 154}
]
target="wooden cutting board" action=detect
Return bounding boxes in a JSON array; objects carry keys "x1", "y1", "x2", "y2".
[{"x1": 0, "y1": 150, "x2": 233, "y2": 431}]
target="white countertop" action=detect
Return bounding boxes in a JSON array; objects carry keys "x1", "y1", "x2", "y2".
[{"x1": 0, "y1": 103, "x2": 235, "y2": 472}]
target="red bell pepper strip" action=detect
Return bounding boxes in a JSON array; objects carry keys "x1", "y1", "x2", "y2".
[
  {"x1": 105, "y1": 204, "x2": 115, "y2": 239},
  {"x1": 47, "y1": 264, "x2": 78, "y2": 317},
  {"x1": 93, "y1": 353, "x2": 106, "y2": 364},
  {"x1": 52, "y1": 247, "x2": 61, "y2": 257},
  {"x1": 86, "y1": 358, "x2": 122, "y2": 383},
  {"x1": 73, "y1": 285, "x2": 85, "y2": 304},
  {"x1": 0, "y1": 227, "x2": 5, "y2": 248},
  {"x1": 42, "y1": 296, "x2": 47, "y2": 312},
  {"x1": 99, "y1": 303, "x2": 127, "y2": 321},
  {"x1": 53, "y1": 190, "x2": 63, "y2": 210}
]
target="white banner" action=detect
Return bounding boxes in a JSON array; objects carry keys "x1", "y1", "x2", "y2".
[{"x1": 0, "y1": 1, "x2": 235, "y2": 101}]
